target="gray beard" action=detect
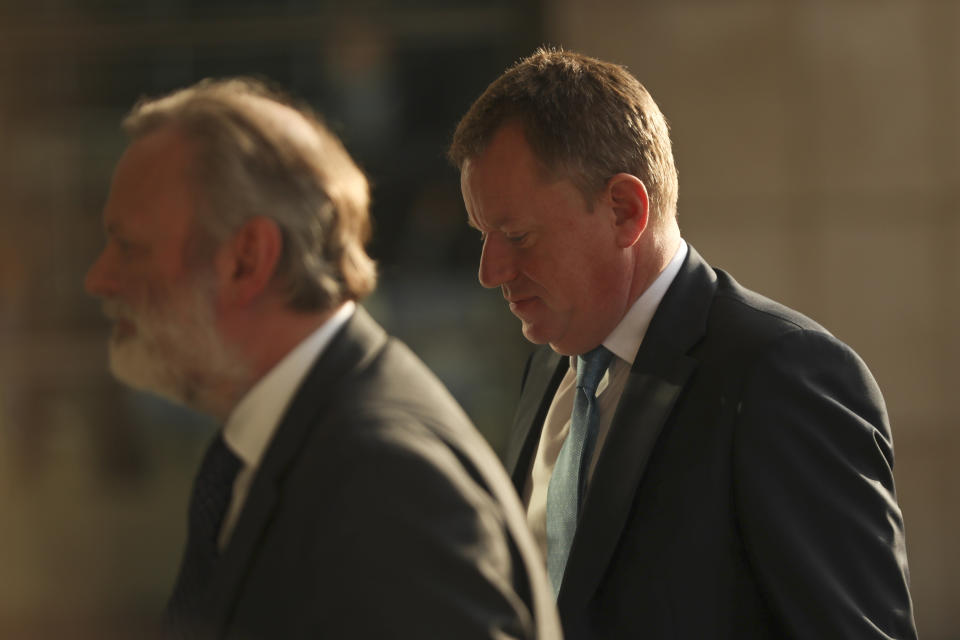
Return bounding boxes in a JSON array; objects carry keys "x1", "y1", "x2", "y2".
[{"x1": 104, "y1": 277, "x2": 251, "y2": 419}]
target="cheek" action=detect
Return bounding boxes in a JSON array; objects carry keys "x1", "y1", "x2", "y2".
[
  {"x1": 110, "y1": 267, "x2": 157, "y2": 299},
  {"x1": 567, "y1": 258, "x2": 622, "y2": 310},
  {"x1": 531, "y1": 270, "x2": 582, "y2": 313},
  {"x1": 519, "y1": 250, "x2": 563, "y2": 290}
]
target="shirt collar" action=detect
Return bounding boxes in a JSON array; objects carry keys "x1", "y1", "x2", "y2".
[
  {"x1": 603, "y1": 239, "x2": 688, "y2": 365},
  {"x1": 222, "y1": 300, "x2": 356, "y2": 468}
]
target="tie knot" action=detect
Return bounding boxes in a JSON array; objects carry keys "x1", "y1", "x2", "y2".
[{"x1": 576, "y1": 345, "x2": 614, "y2": 396}]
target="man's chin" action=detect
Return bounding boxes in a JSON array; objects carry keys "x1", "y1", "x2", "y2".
[
  {"x1": 108, "y1": 342, "x2": 174, "y2": 397},
  {"x1": 107, "y1": 335, "x2": 251, "y2": 420},
  {"x1": 520, "y1": 321, "x2": 551, "y2": 347},
  {"x1": 109, "y1": 359, "x2": 161, "y2": 396},
  {"x1": 520, "y1": 323, "x2": 583, "y2": 357}
]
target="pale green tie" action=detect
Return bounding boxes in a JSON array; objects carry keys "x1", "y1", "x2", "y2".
[{"x1": 545, "y1": 345, "x2": 614, "y2": 596}]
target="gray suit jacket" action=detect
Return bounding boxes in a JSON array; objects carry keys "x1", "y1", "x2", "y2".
[
  {"x1": 507, "y1": 246, "x2": 916, "y2": 639},
  {"x1": 185, "y1": 307, "x2": 561, "y2": 639}
]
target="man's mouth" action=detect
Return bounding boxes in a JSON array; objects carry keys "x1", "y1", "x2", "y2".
[
  {"x1": 102, "y1": 301, "x2": 136, "y2": 339},
  {"x1": 112, "y1": 317, "x2": 136, "y2": 339},
  {"x1": 507, "y1": 296, "x2": 537, "y2": 315}
]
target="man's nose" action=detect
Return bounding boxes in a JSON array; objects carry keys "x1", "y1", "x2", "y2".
[
  {"x1": 478, "y1": 235, "x2": 517, "y2": 289},
  {"x1": 84, "y1": 248, "x2": 115, "y2": 298}
]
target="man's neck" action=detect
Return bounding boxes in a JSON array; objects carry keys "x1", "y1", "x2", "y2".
[
  {"x1": 626, "y1": 224, "x2": 681, "y2": 309},
  {"x1": 205, "y1": 303, "x2": 343, "y2": 421}
]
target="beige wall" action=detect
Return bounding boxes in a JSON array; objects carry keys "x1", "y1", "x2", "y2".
[{"x1": 545, "y1": 1, "x2": 959, "y2": 637}]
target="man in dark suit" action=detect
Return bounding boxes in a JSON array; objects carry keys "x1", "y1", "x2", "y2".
[
  {"x1": 84, "y1": 77, "x2": 561, "y2": 639},
  {"x1": 449, "y1": 48, "x2": 917, "y2": 639}
]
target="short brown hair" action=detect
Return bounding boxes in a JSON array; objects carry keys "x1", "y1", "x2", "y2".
[
  {"x1": 123, "y1": 77, "x2": 377, "y2": 311},
  {"x1": 449, "y1": 48, "x2": 678, "y2": 224}
]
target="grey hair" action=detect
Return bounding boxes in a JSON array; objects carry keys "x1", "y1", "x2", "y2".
[{"x1": 123, "y1": 77, "x2": 376, "y2": 311}]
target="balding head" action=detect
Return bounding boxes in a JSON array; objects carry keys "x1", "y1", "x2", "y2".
[{"x1": 122, "y1": 78, "x2": 376, "y2": 312}]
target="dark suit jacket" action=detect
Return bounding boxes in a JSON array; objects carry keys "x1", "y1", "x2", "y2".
[
  {"x1": 184, "y1": 307, "x2": 561, "y2": 639},
  {"x1": 507, "y1": 246, "x2": 916, "y2": 639}
]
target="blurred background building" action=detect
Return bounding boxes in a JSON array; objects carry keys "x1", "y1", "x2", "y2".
[{"x1": 0, "y1": 0, "x2": 956, "y2": 637}]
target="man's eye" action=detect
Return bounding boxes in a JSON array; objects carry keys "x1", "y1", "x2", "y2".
[
  {"x1": 506, "y1": 233, "x2": 528, "y2": 245},
  {"x1": 112, "y1": 236, "x2": 141, "y2": 256}
]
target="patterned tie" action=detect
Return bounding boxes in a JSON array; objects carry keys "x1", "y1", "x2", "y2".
[
  {"x1": 165, "y1": 433, "x2": 242, "y2": 631},
  {"x1": 546, "y1": 345, "x2": 614, "y2": 596}
]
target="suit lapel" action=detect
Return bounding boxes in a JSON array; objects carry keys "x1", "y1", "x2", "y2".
[
  {"x1": 505, "y1": 348, "x2": 567, "y2": 489},
  {"x1": 558, "y1": 246, "x2": 718, "y2": 610},
  {"x1": 200, "y1": 306, "x2": 388, "y2": 633},
  {"x1": 558, "y1": 361, "x2": 697, "y2": 610}
]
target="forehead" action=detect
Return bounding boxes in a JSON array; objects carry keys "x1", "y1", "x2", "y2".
[
  {"x1": 465, "y1": 122, "x2": 547, "y2": 177},
  {"x1": 460, "y1": 123, "x2": 583, "y2": 227},
  {"x1": 104, "y1": 126, "x2": 198, "y2": 233}
]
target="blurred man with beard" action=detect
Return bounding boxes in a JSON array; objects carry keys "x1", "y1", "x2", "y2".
[{"x1": 85, "y1": 78, "x2": 560, "y2": 640}]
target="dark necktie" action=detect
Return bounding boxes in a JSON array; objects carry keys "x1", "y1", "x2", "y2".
[
  {"x1": 164, "y1": 433, "x2": 242, "y2": 632},
  {"x1": 545, "y1": 345, "x2": 614, "y2": 596}
]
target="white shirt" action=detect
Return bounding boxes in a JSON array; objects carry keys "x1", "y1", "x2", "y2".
[
  {"x1": 523, "y1": 240, "x2": 688, "y2": 560},
  {"x1": 217, "y1": 300, "x2": 356, "y2": 549}
]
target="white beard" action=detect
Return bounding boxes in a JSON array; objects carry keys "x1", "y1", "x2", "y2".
[{"x1": 103, "y1": 276, "x2": 250, "y2": 418}]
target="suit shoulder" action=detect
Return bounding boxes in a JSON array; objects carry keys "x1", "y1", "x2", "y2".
[
  {"x1": 708, "y1": 268, "x2": 833, "y2": 346},
  {"x1": 313, "y1": 333, "x2": 503, "y2": 482},
  {"x1": 342, "y1": 335, "x2": 473, "y2": 427},
  {"x1": 696, "y1": 269, "x2": 883, "y2": 411},
  {"x1": 692, "y1": 268, "x2": 879, "y2": 388}
]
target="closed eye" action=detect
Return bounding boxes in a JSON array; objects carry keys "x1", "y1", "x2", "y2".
[
  {"x1": 506, "y1": 232, "x2": 528, "y2": 245},
  {"x1": 112, "y1": 235, "x2": 138, "y2": 256}
]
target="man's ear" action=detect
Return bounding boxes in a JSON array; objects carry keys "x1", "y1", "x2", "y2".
[
  {"x1": 216, "y1": 216, "x2": 283, "y2": 306},
  {"x1": 606, "y1": 173, "x2": 649, "y2": 248}
]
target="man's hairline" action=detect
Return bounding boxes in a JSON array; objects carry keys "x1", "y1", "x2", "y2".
[{"x1": 458, "y1": 138, "x2": 638, "y2": 220}]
